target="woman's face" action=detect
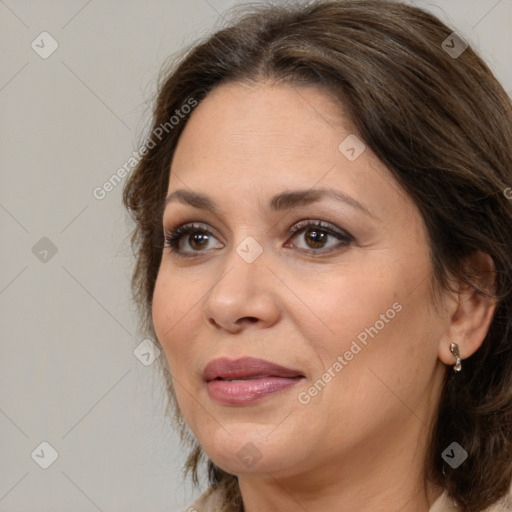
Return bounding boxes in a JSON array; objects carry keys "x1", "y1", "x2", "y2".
[{"x1": 152, "y1": 81, "x2": 450, "y2": 484}]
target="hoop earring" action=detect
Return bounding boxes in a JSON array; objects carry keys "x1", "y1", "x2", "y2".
[{"x1": 450, "y1": 342, "x2": 462, "y2": 372}]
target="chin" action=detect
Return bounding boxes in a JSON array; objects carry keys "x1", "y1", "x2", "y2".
[
  {"x1": 201, "y1": 426, "x2": 309, "y2": 479},
  {"x1": 206, "y1": 445, "x2": 289, "y2": 476}
]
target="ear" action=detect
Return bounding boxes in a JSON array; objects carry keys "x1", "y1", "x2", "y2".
[{"x1": 438, "y1": 251, "x2": 497, "y2": 366}]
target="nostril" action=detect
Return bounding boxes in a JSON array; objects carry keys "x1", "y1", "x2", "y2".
[
  {"x1": 240, "y1": 317, "x2": 258, "y2": 324},
  {"x1": 207, "y1": 316, "x2": 258, "y2": 330},
  {"x1": 209, "y1": 318, "x2": 221, "y2": 328}
]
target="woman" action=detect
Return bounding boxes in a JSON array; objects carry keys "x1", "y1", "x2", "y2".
[{"x1": 122, "y1": 1, "x2": 512, "y2": 510}]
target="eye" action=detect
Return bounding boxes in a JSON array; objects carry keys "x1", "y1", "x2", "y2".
[
  {"x1": 163, "y1": 223, "x2": 223, "y2": 256},
  {"x1": 163, "y1": 219, "x2": 353, "y2": 258},
  {"x1": 284, "y1": 219, "x2": 353, "y2": 254}
]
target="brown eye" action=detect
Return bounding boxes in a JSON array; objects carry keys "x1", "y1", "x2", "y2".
[
  {"x1": 286, "y1": 220, "x2": 353, "y2": 255},
  {"x1": 163, "y1": 223, "x2": 223, "y2": 256},
  {"x1": 303, "y1": 228, "x2": 329, "y2": 249},
  {"x1": 188, "y1": 232, "x2": 210, "y2": 250}
]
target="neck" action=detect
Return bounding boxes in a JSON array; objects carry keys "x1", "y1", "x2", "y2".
[
  {"x1": 237, "y1": 411, "x2": 445, "y2": 512},
  {"x1": 239, "y1": 468, "x2": 444, "y2": 512}
]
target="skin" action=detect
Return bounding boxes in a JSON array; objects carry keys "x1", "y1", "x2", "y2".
[{"x1": 152, "y1": 81, "x2": 496, "y2": 511}]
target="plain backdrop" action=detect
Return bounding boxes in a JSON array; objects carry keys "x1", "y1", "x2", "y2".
[{"x1": 1, "y1": 1, "x2": 511, "y2": 511}]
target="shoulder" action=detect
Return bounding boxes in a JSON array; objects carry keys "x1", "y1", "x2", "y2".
[
  {"x1": 428, "y1": 490, "x2": 459, "y2": 512},
  {"x1": 485, "y1": 491, "x2": 512, "y2": 512},
  {"x1": 180, "y1": 486, "x2": 227, "y2": 512},
  {"x1": 182, "y1": 487, "x2": 512, "y2": 512},
  {"x1": 430, "y1": 489, "x2": 512, "y2": 512}
]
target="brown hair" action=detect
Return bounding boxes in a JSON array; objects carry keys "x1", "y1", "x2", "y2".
[{"x1": 122, "y1": 1, "x2": 512, "y2": 510}]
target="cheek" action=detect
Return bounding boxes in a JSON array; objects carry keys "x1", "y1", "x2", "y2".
[
  {"x1": 303, "y1": 255, "x2": 434, "y2": 392},
  {"x1": 298, "y1": 265, "x2": 400, "y2": 355},
  {"x1": 316, "y1": 278, "x2": 437, "y2": 425},
  {"x1": 151, "y1": 266, "x2": 200, "y2": 373},
  {"x1": 152, "y1": 270, "x2": 206, "y2": 425}
]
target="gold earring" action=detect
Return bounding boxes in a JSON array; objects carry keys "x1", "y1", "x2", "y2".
[{"x1": 450, "y1": 342, "x2": 462, "y2": 372}]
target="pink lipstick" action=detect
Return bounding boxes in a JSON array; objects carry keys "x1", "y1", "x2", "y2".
[{"x1": 203, "y1": 357, "x2": 304, "y2": 405}]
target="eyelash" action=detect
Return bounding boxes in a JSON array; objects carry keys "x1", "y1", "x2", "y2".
[{"x1": 163, "y1": 220, "x2": 353, "y2": 258}]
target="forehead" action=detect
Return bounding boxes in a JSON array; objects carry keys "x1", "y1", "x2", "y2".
[
  {"x1": 173, "y1": 81, "x2": 350, "y2": 160},
  {"x1": 171, "y1": 82, "x2": 361, "y2": 181},
  {"x1": 167, "y1": 81, "x2": 412, "y2": 220}
]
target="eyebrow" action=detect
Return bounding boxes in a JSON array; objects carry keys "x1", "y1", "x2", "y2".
[{"x1": 164, "y1": 187, "x2": 376, "y2": 219}]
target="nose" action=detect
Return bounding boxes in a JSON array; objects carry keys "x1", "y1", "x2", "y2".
[{"x1": 202, "y1": 241, "x2": 281, "y2": 334}]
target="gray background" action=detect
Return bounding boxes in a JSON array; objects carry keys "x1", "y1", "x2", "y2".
[{"x1": 1, "y1": 1, "x2": 510, "y2": 511}]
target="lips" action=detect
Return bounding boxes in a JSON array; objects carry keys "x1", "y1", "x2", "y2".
[
  {"x1": 203, "y1": 357, "x2": 305, "y2": 405},
  {"x1": 203, "y1": 357, "x2": 304, "y2": 381}
]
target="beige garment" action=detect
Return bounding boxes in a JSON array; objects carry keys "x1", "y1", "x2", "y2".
[
  {"x1": 181, "y1": 486, "x2": 225, "y2": 512},
  {"x1": 182, "y1": 486, "x2": 512, "y2": 512},
  {"x1": 429, "y1": 488, "x2": 512, "y2": 512}
]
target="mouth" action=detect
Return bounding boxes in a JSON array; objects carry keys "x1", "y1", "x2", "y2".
[{"x1": 203, "y1": 357, "x2": 305, "y2": 405}]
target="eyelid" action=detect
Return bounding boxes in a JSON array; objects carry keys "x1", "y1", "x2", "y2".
[
  {"x1": 286, "y1": 219, "x2": 352, "y2": 240},
  {"x1": 163, "y1": 221, "x2": 221, "y2": 240},
  {"x1": 283, "y1": 219, "x2": 353, "y2": 256},
  {"x1": 163, "y1": 222, "x2": 223, "y2": 257}
]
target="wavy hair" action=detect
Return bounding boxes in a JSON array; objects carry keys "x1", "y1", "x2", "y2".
[{"x1": 122, "y1": 1, "x2": 512, "y2": 510}]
